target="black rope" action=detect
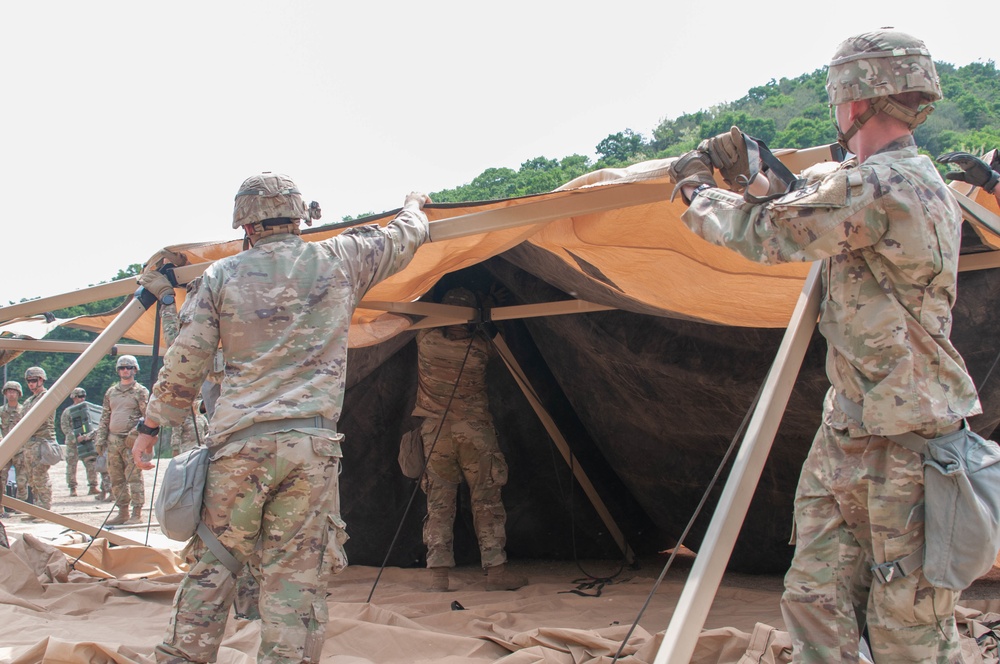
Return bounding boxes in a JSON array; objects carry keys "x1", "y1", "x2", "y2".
[
  {"x1": 366, "y1": 328, "x2": 478, "y2": 603},
  {"x1": 610, "y1": 374, "x2": 767, "y2": 663}
]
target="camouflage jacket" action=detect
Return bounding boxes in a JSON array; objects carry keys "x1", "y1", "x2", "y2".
[
  {"x1": 22, "y1": 388, "x2": 57, "y2": 442},
  {"x1": 684, "y1": 135, "x2": 980, "y2": 436},
  {"x1": 0, "y1": 402, "x2": 22, "y2": 437},
  {"x1": 413, "y1": 328, "x2": 492, "y2": 422},
  {"x1": 96, "y1": 381, "x2": 149, "y2": 446},
  {"x1": 145, "y1": 208, "x2": 429, "y2": 445}
]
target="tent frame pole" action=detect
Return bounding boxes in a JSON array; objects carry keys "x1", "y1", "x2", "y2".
[
  {"x1": 490, "y1": 330, "x2": 636, "y2": 564},
  {"x1": 0, "y1": 298, "x2": 148, "y2": 472},
  {"x1": 652, "y1": 261, "x2": 823, "y2": 664},
  {"x1": 1, "y1": 497, "x2": 141, "y2": 547}
]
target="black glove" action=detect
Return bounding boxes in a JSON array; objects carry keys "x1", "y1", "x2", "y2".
[{"x1": 937, "y1": 151, "x2": 999, "y2": 193}]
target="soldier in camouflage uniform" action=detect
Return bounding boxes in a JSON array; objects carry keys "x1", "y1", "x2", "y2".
[
  {"x1": 96, "y1": 355, "x2": 149, "y2": 525},
  {"x1": 668, "y1": 29, "x2": 980, "y2": 664},
  {"x1": 19, "y1": 367, "x2": 57, "y2": 513},
  {"x1": 412, "y1": 287, "x2": 526, "y2": 592},
  {"x1": 135, "y1": 273, "x2": 214, "y2": 457},
  {"x1": 0, "y1": 381, "x2": 24, "y2": 511},
  {"x1": 60, "y1": 387, "x2": 99, "y2": 496},
  {"x1": 133, "y1": 173, "x2": 430, "y2": 664}
]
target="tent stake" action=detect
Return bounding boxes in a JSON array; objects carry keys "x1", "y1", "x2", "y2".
[
  {"x1": 652, "y1": 261, "x2": 822, "y2": 664},
  {"x1": 490, "y1": 331, "x2": 635, "y2": 564}
]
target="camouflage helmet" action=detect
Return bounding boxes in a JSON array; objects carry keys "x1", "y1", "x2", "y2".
[
  {"x1": 827, "y1": 29, "x2": 942, "y2": 106},
  {"x1": 441, "y1": 287, "x2": 477, "y2": 308},
  {"x1": 116, "y1": 355, "x2": 139, "y2": 370},
  {"x1": 2, "y1": 380, "x2": 22, "y2": 396},
  {"x1": 24, "y1": 366, "x2": 46, "y2": 381},
  {"x1": 70, "y1": 387, "x2": 86, "y2": 399},
  {"x1": 233, "y1": 172, "x2": 309, "y2": 229}
]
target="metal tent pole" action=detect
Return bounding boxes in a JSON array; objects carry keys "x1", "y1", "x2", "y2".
[
  {"x1": 0, "y1": 298, "x2": 148, "y2": 471},
  {"x1": 652, "y1": 261, "x2": 823, "y2": 664}
]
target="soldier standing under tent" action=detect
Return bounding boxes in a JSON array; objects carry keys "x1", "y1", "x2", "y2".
[
  {"x1": 60, "y1": 387, "x2": 100, "y2": 496},
  {"x1": 667, "y1": 29, "x2": 980, "y2": 663},
  {"x1": 0, "y1": 381, "x2": 24, "y2": 511},
  {"x1": 19, "y1": 367, "x2": 57, "y2": 515},
  {"x1": 96, "y1": 355, "x2": 149, "y2": 525},
  {"x1": 132, "y1": 173, "x2": 430, "y2": 663},
  {"x1": 412, "y1": 287, "x2": 526, "y2": 592}
]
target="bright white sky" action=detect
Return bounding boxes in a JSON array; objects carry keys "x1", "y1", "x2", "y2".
[{"x1": 1, "y1": 1, "x2": 994, "y2": 306}]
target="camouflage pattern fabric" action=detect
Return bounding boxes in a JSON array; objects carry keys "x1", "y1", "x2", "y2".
[
  {"x1": 414, "y1": 329, "x2": 510, "y2": 570},
  {"x1": 683, "y1": 135, "x2": 978, "y2": 661},
  {"x1": 97, "y1": 382, "x2": 148, "y2": 509},
  {"x1": 0, "y1": 402, "x2": 23, "y2": 499},
  {"x1": 145, "y1": 209, "x2": 428, "y2": 443},
  {"x1": 20, "y1": 388, "x2": 57, "y2": 510},
  {"x1": 783, "y1": 423, "x2": 960, "y2": 663},
  {"x1": 169, "y1": 411, "x2": 209, "y2": 457},
  {"x1": 155, "y1": 431, "x2": 345, "y2": 663},
  {"x1": 60, "y1": 406, "x2": 98, "y2": 491},
  {"x1": 106, "y1": 433, "x2": 144, "y2": 509},
  {"x1": 96, "y1": 381, "x2": 149, "y2": 445},
  {"x1": 145, "y1": 208, "x2": 427, "y2": 663}
]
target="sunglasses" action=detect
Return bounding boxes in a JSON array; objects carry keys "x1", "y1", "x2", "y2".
[
  {"x1": 26, "y1": 378, "x2": 42, "y2": 384},
  {"x1": 118, "y1": 366, "x2": 135, "y2": 371}
]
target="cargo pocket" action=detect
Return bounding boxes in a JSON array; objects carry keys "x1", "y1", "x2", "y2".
[
  {"x1": 875, "y1": 526, "x2": 955, "y2": 630},
  {"x1": 483, "y1": 451, "x2": 509, "y2": 488},
  {"x1": 322, "y1": 513, "x2": 349, "y2": 576}
]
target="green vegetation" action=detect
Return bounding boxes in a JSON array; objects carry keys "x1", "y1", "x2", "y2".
[
  {"x1": 3, "y1": 264, "x2": 145, "y2": 441},
  {"x1": 422, "y1": 60, "x2": 999, "y2": 207}
]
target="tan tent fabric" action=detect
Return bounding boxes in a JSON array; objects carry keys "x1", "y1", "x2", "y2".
[
  {"x1": 4, "y1": 148, "x2": 997, "y2": 348},
  {"x1": 4, "y1": 535, "x2": 1000, "y2": 663}
]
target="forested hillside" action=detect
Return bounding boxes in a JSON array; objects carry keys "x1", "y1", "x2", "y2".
[{"x1": 430, "y1": 60, "x2": 1000, "y2": 204}]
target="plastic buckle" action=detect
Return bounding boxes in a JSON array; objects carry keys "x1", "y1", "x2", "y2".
[{"x1": 871, "y1": 561, "x2": 902, "y2": 584}]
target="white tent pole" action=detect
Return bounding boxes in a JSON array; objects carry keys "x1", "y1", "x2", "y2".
[
  {"x1": 0, "y1": 339, "x2": 158, "y2": 355},
  {"x1": 0, "y1": 298, "x2": 148, "y2": 471},
  {"x1": 652, "y1": 261, "x2": 823, "y2": 664}
]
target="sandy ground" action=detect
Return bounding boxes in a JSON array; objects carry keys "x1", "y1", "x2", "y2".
[{"x1": 2, "y1": 456, "x2": 185, "y2": 550}]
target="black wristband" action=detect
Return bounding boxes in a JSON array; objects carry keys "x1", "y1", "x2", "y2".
[
  {"x1": 691, "y1": 184, "x2": 714, "y2": 200},
  {"x1": 137, "y1": 419, "x2": 160, "y2": 436}
]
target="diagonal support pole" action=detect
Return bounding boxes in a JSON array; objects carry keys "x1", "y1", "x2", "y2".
[
  {"x1": 0, "y1": 298, "x2": 148, "y2": 472},
  {"x1": 1, "y1": 497, "x2": 141, "y2": 547},
  {"x1": 490, "y1": 331, "x2": 635, "y2": 564},
  {"x1": 653, "y1": 261, "x2": 823, "y2": 664}
]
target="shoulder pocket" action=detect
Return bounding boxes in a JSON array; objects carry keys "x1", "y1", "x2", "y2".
[{"x1": 780, "y1": 171, "x2": 856, "y2": 209}]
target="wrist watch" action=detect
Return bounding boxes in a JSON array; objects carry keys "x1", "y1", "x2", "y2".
[{"x1": 137, "y1": 418, "x2": 160, "y2": 436}]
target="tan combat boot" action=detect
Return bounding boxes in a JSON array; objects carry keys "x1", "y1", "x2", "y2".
[
  {"x1": 429, "y1": 567, "x2": 449, "y2": 592},
  {"x1": 125, "y1": 506, "x2": 143, "y2": 525},
  {"x1": 486, "y1": 564, "x2": 527, "y2": 591},
  {"x1": 106, "y1": 505, "x2": 129, "y2": 526}
]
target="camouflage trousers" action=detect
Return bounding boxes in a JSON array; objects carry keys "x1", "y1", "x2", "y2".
[
  {"x1": 781, "y1": 422, "x2": 960, "y2": 663},
  {"x1": 420, "y1": 418, "x2": 509, "y2": 569},
  {"x1": 107, "y1": 433, "x2": 144, "y2": 509},
  {"x1": 17, "y1": 440, "x2": 52, "y2": 510},
  {"x1": 170, "y1": 413, "x2": 208, "y2": 457},
  {"x1": 3, "y1": 450, "x2": 26, "y2": 498},
  {"x1": 65, "y1": 437, "x2": 98, "y2": 490},
  {"x1": 155, "y1": 429, "x2": 348, "y2": 664}
]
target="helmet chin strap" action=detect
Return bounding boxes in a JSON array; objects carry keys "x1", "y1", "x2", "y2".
[{"x1": 834, "y1": 97, "x2": 935, "y2": 152}]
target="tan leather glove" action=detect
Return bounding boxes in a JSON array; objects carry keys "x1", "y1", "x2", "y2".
[
  {"x1": 667, "y1": 150, "x2": 715, "y2": 203},
  {"x1": 699, "y1": 126, "x2": 749, "y2": 191},
  {"x1": 138, "y1": 271, "x2": 176, "y2": 303}
]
